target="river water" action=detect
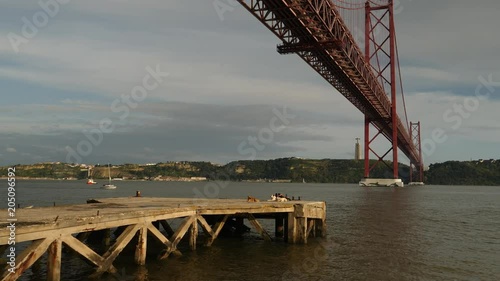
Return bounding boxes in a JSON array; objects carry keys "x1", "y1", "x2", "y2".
[{"x1": 2, "y1": 181, "x2": 499, "y2": 281}]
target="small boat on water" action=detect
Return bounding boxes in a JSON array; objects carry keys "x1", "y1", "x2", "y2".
[
  {"x1": 101, "y1": 184, "x2": 117, "y2": 190},
  {"x1": 86, "y1": 167, "x2": 97, "y2": 185},
  {"x1": 87, "y1": 178, "x2": 97, "y2": 185},
  {"x1": 101, "y1": 164, "x2": 117, "y2": 190}
]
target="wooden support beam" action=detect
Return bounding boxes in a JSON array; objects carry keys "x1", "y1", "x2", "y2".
[
  {"x1": 0, "y1": 198, "x2": 327, "y2": 279},
  {"x1": 296, "y1": 217, "x2": 308, "y2": 244},
  {"x1": 275, "y1": 215, "x2": 284, "y2": 238},
  {"x1": 1, "y1": 238, "x2": 53, "y2": 281},
  {"x1": 47, "y1": 238, "x2": 62, "y2": 281},
  {"x1": 146, "y1": 222, "x2": 171, "y2": 248},
  {"x1": 159, "y1": 220, "x2": 175, "y2": 237},
  {"x1": 158, "y1": 216, "x2": 194, "y2": 260},
  {"x1": 315, "y1": 218, "x2": 327, "y2": 238},
  {"x1": 62, "y1": 234, "x2": 117, "y2": 273},
  {"x1": 205, "y1": 215, "x2": 228, "y2": 247},
  {"x1": 287, "y1": 213, "x2": 297, "y2": 244},
  {"x1": 307, "y1": 219, "x2": 316, "y2": 238},
  {"x1": 170, "y1": 216, "x2": 195, "y2": 247},
  {"x1": 284, "y1": 214, "x2": 289, "y2": 243},
  {"x1": 145, "y1": 222, "x2": 181, "y2": 258},
  {"x1": 197, "y1": 215, "x2": 218, "y2": 246},
  {"x1": 91, "y1": 224, "x2": 140, "y2": 278},
  {"x1": 189, "y1": 218, "x2": 198, "y2": 251},
  {"x1": 196, "y1": 215, "x2": 214, "y2": 238},
  {"x1": 134, "y1": 226, "x2": 148, "y2": 265},
  {"x1": 6, "y1": 210, "x2": 197, "y2": 244},
  {"x1": 247, "y1": 214, "x2": 272, "y2": 242}
]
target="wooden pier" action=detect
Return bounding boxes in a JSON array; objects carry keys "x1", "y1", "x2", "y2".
[{"x1": 1, "y1": 197, "x2": 326, "y2": 281}]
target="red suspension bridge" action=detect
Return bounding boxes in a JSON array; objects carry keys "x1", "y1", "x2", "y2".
[{"x1": 237, "y1": 0, "x2": 424, "y2": 186}]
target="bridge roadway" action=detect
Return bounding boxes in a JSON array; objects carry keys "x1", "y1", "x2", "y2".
[{"x1": 238, "y1": 0, "x2": 421, "y2": 166}]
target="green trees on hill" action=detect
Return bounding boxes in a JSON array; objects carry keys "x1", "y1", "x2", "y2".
[
  {"x1": 426, "y1": 160, "x2": 500, "y2": 186},
  {"x1": 2, "y1": 159, "x2": 499, "y2": 185},
  {"x1": 125, "y1": 162, "x2": 218, "y2": 179},
  {"x1": 0, "y1": 163, "x2": 83, "y2": 179},
  {"x1": 220, "y1": 158, "x2": 407, "y2": 183}
]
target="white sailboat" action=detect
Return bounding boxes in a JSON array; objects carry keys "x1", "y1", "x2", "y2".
[{"x1": 101, "y1": 164, "x2": 117, "y2": 190}]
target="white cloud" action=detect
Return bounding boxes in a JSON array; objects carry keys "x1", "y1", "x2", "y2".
[
  {"x1": 0, "y1": 0, "x2": 499, "y2": 165},
  {"x1": 402, "y1": 66, "x2": 458, "y2": 83}
]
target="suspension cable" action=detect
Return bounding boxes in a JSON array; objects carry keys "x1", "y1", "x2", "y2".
[
  {"x1": 332, "y1": 0, "x2": 365, "y2": 10},
  {"x1": 395, "y1": 30, "x2": 410, "y2": 132}
]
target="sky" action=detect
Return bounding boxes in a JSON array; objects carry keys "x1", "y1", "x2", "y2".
[{"x1": 0, "y1": 0, "x2": 499, "y2": 166}]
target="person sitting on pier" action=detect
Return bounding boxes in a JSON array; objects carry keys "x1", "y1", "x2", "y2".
[
  {"x1": 268, "y1": 194, "x2": 288, "y2": 202},
  {"x1": 247, "y1": 195, "x2": 260, "y2": 202}
]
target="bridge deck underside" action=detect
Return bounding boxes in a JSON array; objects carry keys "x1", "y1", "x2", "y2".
[{"x1": 239, "y1": 0, "x2": 420, "y2": 165}]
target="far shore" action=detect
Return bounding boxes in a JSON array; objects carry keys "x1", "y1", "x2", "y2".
[{"x1": 0, "y1": 177, "x2": 146, "y2": 181}]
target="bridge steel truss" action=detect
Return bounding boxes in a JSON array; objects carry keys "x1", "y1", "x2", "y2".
[
  {"x1": 237, "y1": 0, "x2": 423, "y2": 179},
  {"x1": 410, "y1": 122, "x2": 423, "y2": 183}
]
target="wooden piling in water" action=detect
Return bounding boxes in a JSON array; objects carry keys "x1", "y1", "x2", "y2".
[
  {"x1": 275, "y1": 215, "x2": 284, "y2": 238},
  {"x1": 0, "y1": 197, "x2": 326, "y2": 280},
  {"x1": 189, "y1": 217, "x2": 198, "y2": 251},
  {"x1": 134, "y1": 226, "x2": 147, "y2": 265},
  {"x1": 47, "y1": 239, "x2": 62, "y2": 281}
]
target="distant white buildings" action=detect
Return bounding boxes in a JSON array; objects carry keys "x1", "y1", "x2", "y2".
[
  {"x1": 152, "y1": 176, "x2": 207, "y2": 182},
  {"x1": 474, "y1": 159, "x2": 498, "y2": 165}
]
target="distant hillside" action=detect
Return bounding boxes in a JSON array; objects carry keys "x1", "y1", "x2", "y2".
[
  {"x1": 220, "y1": 158, "x2": 409, "y2": 183},
  {"x1": 0, "y1": 162, "x2": 217, "y2": 181},
  {"x1": 1, "y1": 158, "x2": 499, "y2": 185},
  {"x1": 0, "y1": 163, "x2": 82, "y2": 179},
  {"x1": 0, "y1": 159, "x2": 408, "y2": 183},
  {"x1": 426, "y1": 160, "x2": 500, "y2": 186}
]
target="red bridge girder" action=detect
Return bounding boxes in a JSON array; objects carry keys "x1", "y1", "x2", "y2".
[{"x1": 238, "y1": 0, "x2": 422, "y2": 173}]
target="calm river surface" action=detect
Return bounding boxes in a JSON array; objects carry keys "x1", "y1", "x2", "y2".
[{"x1": 3, "y1": 181, "x2": 500, "y2": 281}]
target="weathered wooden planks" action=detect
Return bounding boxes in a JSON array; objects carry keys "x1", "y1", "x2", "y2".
[
  {"x1": 0, "y1": 197, "x2": 326, "y2": 280},
  {"x1": 0, "y1": 198, "x2": 325, "y2": 244}
]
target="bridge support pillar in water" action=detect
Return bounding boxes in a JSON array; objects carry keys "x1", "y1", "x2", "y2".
[{"x1": 359, "y1": 178, "x2": 404, "y2": 187}]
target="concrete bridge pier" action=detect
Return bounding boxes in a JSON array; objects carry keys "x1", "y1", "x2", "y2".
[{"x1": 359, "y1": 178, "x2": 404, "y2": 187}]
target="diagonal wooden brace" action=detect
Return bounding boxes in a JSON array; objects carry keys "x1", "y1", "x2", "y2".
[
  {"x1": 247, "y1": 213, "x2": 272, "y2": 242},
  {"x1": 1, "y1": 238, "x2": 53, "y2": 281},
  {"x1": 90, "y1": 224, "x2": 140, "y2": 278}
]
